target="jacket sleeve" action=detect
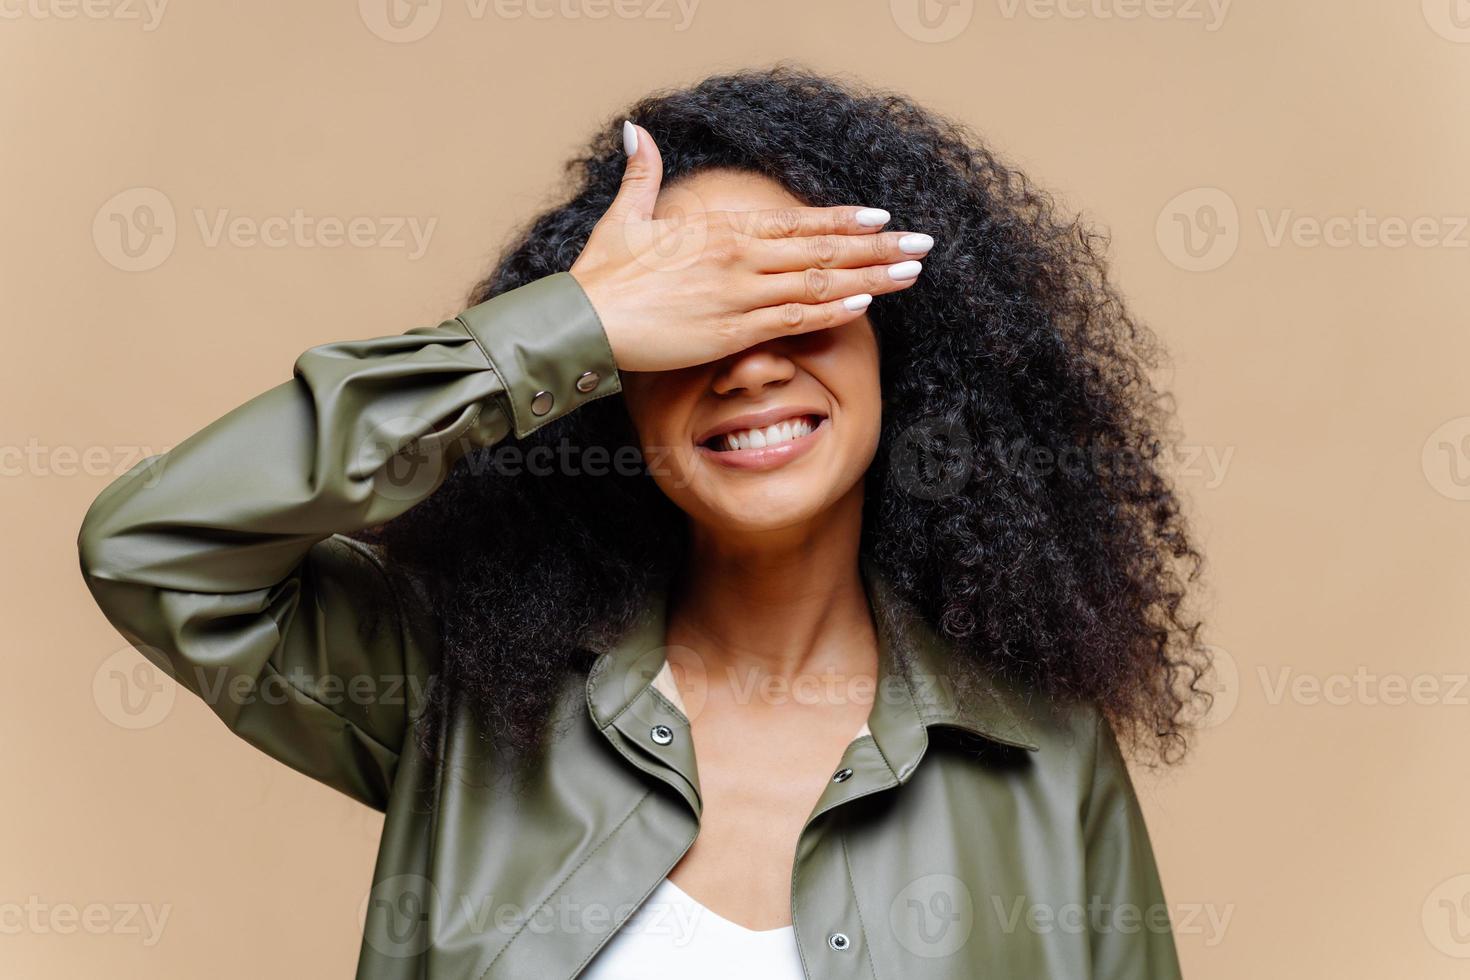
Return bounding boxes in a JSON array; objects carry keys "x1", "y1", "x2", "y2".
[
  {"x1": 1082, "y1": 712, "x2": 1185, "y2": 979},
  {"x1": 76, "y1": 272, "x2": 621, "y2": 811}
]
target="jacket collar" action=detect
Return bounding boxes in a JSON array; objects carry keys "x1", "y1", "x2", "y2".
[
  {"x1": 856, "y1": 554, "x2": 1041, "y2": 755},
  {"x1": 585, "y1": 555, "x2": 1040, "y2": 792}
]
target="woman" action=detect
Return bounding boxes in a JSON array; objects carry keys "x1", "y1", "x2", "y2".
[{"x1": 78, "y1": 67, "x2": 1207, "y2": 979}]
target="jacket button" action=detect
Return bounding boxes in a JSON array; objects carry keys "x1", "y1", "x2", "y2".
[
  {"x1": 575, "y1": 371, "x2": 600, "y2": 393},
  {"x1": 828, "y1": 932, "x2": 851, "y2": 951},
  {"x1": 530, "y1": 390, "x2": 555, "y2": 416},
  {"x1": 650, "y1": 724, "x2": 674, "y2": 745},
  {"x1": 832, "y1": 768, "x2": 854, "y2": 783}
]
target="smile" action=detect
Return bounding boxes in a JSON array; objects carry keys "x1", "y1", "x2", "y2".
[
  {"x1": 707, "y1": 413, "x2": 822, "y2": 452},
  {"x1": 695, "y1": 410, "x2": 829, "y2": 472}
]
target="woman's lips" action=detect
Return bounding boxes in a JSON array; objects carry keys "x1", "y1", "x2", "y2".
[{"x1": 694, "y1": 416, "x2": 829, "y2": 472}]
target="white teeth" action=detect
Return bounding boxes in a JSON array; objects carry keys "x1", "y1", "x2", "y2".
[{"x1": 719, "y1": 416, "x2": 817, "y2": 452}]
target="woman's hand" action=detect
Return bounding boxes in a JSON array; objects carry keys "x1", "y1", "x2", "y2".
[{"x1": 569, "y1": 121, "x2": 931, "y2": 374}]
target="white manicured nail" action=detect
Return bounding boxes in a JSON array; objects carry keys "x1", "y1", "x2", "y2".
[
  {"x1": 855, "y1": 208, "x2": 890, "y2": 227},
  {"x1": 899, "y1": 233, "x2": 934, "y2": 255},
  {"x1": 622, "y1": 120, "x2": 638, "y2": 157},
  {"x1": 843, "y1": 293, "x2": 873, "y2": 311},
  {"x1": 888, "y1": 260, "x2": 922, "y2": 280}
]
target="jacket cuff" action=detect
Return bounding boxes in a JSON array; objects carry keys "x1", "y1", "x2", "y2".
[{"x1": 457, "y1": 271, "x2": 622, "y2": 439}]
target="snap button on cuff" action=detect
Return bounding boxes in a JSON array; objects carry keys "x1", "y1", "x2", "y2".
[
  {"x1": 828, "y1": 932, "x2": 851, "y2": 951},
  {"x1": 650, "y1": 724, "x2": 674, "y2": 745},
  {"x1": 575, "y1": 370, "x2": 600, "y2": 393},
  {"x1": 832, "y1": 768, "x2": 854, "y2": 783},
  {"x1": 530, "y1": 390, "x2": 555, "y2": 416}
]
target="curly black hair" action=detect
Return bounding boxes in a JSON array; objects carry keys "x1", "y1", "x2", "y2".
[{"x1": 361, "y1": 64, "x2": 1209, "y2": 766}]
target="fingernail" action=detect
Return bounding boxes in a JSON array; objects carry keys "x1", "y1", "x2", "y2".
[
  {"x1": 898, "y1": 233, "x2": 934, "y2": 255},
  {"x1": 622, "y1": 120, "x2": 638, "y2": 157},
  {"x1": 855, "y1": 208, "x2": 890, "y2": 227},
  {"x1": 843, "y1": 294, "x2": 873, "y2": 311},
  {"x1": 888, "y1": 260, "x2": 922, "y2": 280}
]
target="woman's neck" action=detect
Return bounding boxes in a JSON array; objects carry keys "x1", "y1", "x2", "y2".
[{"x1": 667, "y1": 486, "x2": 877, "y2": 688}]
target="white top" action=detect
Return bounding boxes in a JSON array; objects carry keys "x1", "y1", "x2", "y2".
[
  {"x1": 582, "y1": 660, "x2": 865, "y2": 977},
  {"x1": 580, "y1": 876, "x2": 805, "y2": 980}
]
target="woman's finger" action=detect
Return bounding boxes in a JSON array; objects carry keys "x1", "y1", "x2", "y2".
[
  {"x1": 747, "y1": 230, "x2": 933, "y2": 273},
  {"x1": 599, "y1": 120, "x2": 664, "y2": 225},
  {"x1": 726, "y1": 204, "x2": 893, "y2": 240},
  {"x1": 736, "y1": 293, "x2": 877, "y2": 343},
  {"x1": 750, "y1": 261, "x2": 923, "y2": 308}
]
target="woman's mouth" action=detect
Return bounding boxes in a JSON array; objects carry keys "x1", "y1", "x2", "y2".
[
  {"x1": 695, "y1": 412, "x2": 829, "y2": 471},
  {"x1": 706, "y1": 413, "x2": 823, "y2": 452}
]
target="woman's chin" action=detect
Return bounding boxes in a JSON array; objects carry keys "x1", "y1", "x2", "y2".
[{"x1": 692, "y1": 489, "x2": 832, "y2": 536}]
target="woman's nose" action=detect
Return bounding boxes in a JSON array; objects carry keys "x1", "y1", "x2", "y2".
[{"x1": 710, "y1": 342, "x2": 797, "y2": 396}]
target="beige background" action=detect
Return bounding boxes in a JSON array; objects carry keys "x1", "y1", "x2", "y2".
[{"x1": 5, "y1": 1, "x2": 1470, "y2": 976}]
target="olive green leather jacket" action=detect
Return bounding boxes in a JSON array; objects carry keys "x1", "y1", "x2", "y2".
[{"x1": 78, "y1": 272, "x2": 1183, "y2": 979}]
